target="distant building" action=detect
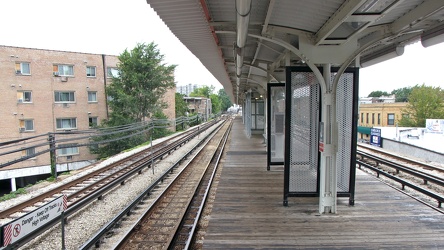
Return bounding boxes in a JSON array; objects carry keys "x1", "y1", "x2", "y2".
[
  {"x1": 359, "y1": 94, "x2": 396, "y2": 104},
  {"x1": 183, "y1": 97, "x2": 212, "y2": 121},
  {"x1": 358, "y1": 102, "x2": 408, "y2": 140},
  {"x1": 176, "y1": 83, "x2": 201, "y2": 96}
]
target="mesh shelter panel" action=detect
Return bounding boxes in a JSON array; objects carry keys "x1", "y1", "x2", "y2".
[
  {"x1": 288, "y1": 72, "x2": 319, "y2": 192},
  {"x1": 245, "y1": 92, "x2": 252, "y2": 138},
  {"x1": 334, "y1": 72, "x2": 354, "y2": 192},
  {"x1": 270, "y1": 86, "x2": 285, "y2": 163},
  {"x1": 284, "y1": 66, "x2": 358, "y2": 205}
]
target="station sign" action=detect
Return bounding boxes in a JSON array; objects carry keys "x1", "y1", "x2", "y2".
[
  {"x1": 370, "y1": 128, "x2": 382, "y2": 147},
  {"x1": 1, "y1": 195, "x2": 67, "y2": 247}
]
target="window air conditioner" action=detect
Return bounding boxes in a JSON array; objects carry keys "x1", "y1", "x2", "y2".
[
  {"x1": 53, "y1": 72, "x2": 60, "y2": 76},
  {"x1": 18, "y1": 99, "x2": 23, "y2": 103},
  {"x1": 19, "y1": 127, "x2": 25, "y2": 132},
  {"x1": 61, "y1": 76, "x2": 68, "y2": 82},
  {"x1": 15, "y1": 70, "x2": 21, "y2": 74},
  {"x1": 66, "y1": 155, "x2": 73, "y2": 160}
]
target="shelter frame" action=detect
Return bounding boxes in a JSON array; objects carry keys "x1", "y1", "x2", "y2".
[{"x1": 283, "y1": 66, "x2": 358, "y2": 207}]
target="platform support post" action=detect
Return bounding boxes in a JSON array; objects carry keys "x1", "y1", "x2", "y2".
[
  {"x1": 319, "y1": 64, "x2": 337, "y2": 214},
  {"x1": 10, "y1": 177, "x2": 17, "y2": 192}
]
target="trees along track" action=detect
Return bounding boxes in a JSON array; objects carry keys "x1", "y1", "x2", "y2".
[
  {"x1": 357, "y1": 143, "x2": 444, "y2": 211},
  {"x1": 83, "y1": 119, "x2": 232, "y2": 250},
  {"x1": 0, "y1": 119, "x2": 221, "y2": 248}
]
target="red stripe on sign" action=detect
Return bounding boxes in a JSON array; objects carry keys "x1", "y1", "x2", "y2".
[
  {"x1": 63, "y1": 195, "x2": 67, "y2": 211},
  {"x1": 3, "y1": 223, "x2": 12, "y2": 246}
]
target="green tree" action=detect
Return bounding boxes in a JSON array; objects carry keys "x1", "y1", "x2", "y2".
[
  {"x1": 391, "y1": 87, "x2": 412, "y2": 102},
  {"x1": 92, "y1": 42, "x2": 176, "y2": 158},
  {"x1": 190, "y1": 85, "x2": 214, "y2": 98},
  {"x1": 210, "y1": 93, "x2": 221, "y2": 114},
  {"x1": 368, "y1": 90, "x2": 389, "y2": 97},
  {"x1": 175, "y1": 93, "x2": 188, "y2": 117},
  {"x1": 175, "y1": 93, "x2": 189, "y2": 131},
  {"x1": 218, "y1": 88, "x2": 232, "y2": 112},
  {"x1": 152, "y1": 111, "x2": 172, "y2": 139},
  {"x1": 107, "y1": 42, "x2": 176, "y2": 121},
  {"x1": 398, "y1": 84, "x2": 444, "y2": 127}
]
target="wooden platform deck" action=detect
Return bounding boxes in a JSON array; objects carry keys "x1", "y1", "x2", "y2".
[{"x1": 202, "y1": 116, "x2": 444, "y2": 249}]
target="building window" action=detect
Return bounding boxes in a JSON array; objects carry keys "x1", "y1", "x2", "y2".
[
  {"x1": 88, "y1": 91, "x2": 97, "y2": 102},
  {"x1": 19, "y1": 119, "x2": 34, "y2": 132},
  {"x1": 377, "y1": 113, "x2": 381, "y2": 125},
  {"x1": 57, "y1": 144, "x2": 79, "y2": 156},
  {"x1": 366, "y1": 113, "x2": 369, "y2": 124},
  {"x1": 89, "y1": 117, "x2": 98, "y2": 128},
  {"x1": 107, "y1": 67, "x2": 119, "y2": 78},
  {"x1": 387, "y1": 113, "x2": 395, "y2": 125},
  {"x1": 360, "y1": 113, "x2": 363, "y2": 124},
  {"x1": 15, "y1": 62, "x2": 31, "y2": 75},
  {"x1": 22, "y1": 147, "x2": 36, "y2": 158},
  {"x1": 86, "y1": 66, "x2": 96, "y2": 77},
  {"x1": 17, "y1": 91, "x2": 32, "y2": 103},
  {"x1": 56, "y1": 118, "x2": 77, "y2": 130},
  {"x1": 372, "y1": 113, "x2": 375, "y2": 125},
  {"x1": 54, "y1": 91, "x2": 75, "y2": 102},
  {"x1": 53, "y1": 64, "x2": 74, "y2": 76}
]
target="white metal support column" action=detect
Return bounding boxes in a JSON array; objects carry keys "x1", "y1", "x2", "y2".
[
  {"x1": 10, "y1": 177, "x2": 17, "y2": 192},
  {"x1": 319, "y1": 64, "x2": 337, "y2": 214}
]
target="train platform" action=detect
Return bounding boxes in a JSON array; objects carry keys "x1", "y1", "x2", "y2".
[{"x1": 202, "y1": 116, "x2": 444, "y2": 249}]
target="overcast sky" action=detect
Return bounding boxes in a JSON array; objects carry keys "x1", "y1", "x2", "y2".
[{"x1": 1, "y1": 0, "x2": 443, "y2": 97}]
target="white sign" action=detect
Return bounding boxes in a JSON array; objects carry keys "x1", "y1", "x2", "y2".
[
  {"x1": 426, "y1": 119, "x2": 444, "y2": 134},
  {"x1": 2, "y1": 195, "x2": 67, "y2": 247}
]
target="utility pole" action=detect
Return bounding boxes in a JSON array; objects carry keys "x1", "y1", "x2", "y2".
[{"x1": 48, "y1": 133, "x2": 57, "y2": 179}]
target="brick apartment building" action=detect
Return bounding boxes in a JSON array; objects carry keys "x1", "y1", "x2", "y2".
[
  {"x1": 0, "y1": 45, "x2": 175, "y2": 171},
  {"x1": 183, "y1": 97, "x2": 212, "y2": 122}
]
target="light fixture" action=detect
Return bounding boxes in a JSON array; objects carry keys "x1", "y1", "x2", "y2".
[
  {"x1": 421, "y1": 24, "x2": 444, "y2": 48},
  {"x1": 360, "y1": 45, "x2": 404, "y2": 68}
]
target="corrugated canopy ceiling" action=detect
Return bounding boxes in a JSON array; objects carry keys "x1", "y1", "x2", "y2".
[{"x1": 146, "y1": 0, "x2": 444, "y2": 103}]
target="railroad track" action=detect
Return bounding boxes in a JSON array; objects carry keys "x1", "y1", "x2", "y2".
[
  {"x1": 357, "y1": 143, "x2": 444, "y2": 210},
  {"x1": 104, "y1": 119, "x2": 231, "y2": 249},
  {"x1": 0, "y1": 119, "x2": 222, "y2": 249}
]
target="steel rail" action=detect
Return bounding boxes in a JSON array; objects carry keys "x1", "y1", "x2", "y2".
[
  {"x1": 177, "y1": 119, "x2": 233, "y2": 249},
  {"x1": 79, "y1": 120, "x2": 226, "y2": 249},
  {"x1": 357, "y1": 160, "x2": 444, "y2": 208},
  {"x1": 357, "y1": 143, "x2": 444, "y2": 172},
  {"x1": 0, "y1": 128, "x2": 193, "y2": 219},
  {"x1": 0, "y1": 120, "x2": 219, "y2": 249},
  {"x1": 357, "y1": 150, "x2": 444, "y2": 186},
  {"x1": 111, "y1": 120, "x2": 229, "y2": 249}
]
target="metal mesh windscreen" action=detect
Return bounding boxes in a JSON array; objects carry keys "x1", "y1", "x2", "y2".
[
  {"x1": 270, "y1": 86, "x2": 285, "y2": 163},
  {"x1": 245, "y1": 92, "x2": 252, "y2": 138},
  {"x1": 284, "y1": 66, "x2": 358, "y2": 205},
  {"x1": 334, "y1": 72, "x2": 354, "y2": 192},
  {"x1": 288, "y1": 72, "x2": 319, "y2": 192}
]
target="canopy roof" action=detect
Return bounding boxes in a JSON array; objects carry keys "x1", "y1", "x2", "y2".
[{"x1": 147, "y1": 0, "x2": 444, "y2": 103}]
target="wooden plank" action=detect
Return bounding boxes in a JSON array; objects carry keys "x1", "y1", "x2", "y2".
[{"x1": 203, "y1": 117, "x2": 444, "y2": 249}]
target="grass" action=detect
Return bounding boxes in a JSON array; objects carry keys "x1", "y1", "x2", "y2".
[
  {"x1": 0, "y1": 187, "x2": 27, "y2": 202},
  {"x1": 0, "y1": 173, "x2": 70, "y2": 202}
]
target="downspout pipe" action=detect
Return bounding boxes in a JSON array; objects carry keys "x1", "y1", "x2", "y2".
[{"x1": 235, "y1": 0, "x2": 251, "y2": 77}]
